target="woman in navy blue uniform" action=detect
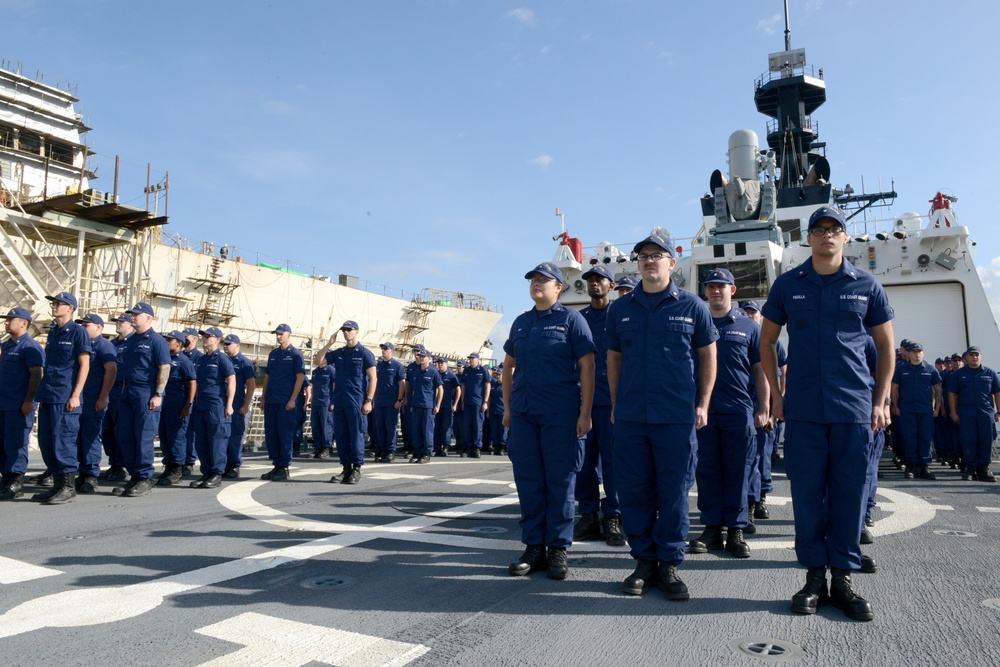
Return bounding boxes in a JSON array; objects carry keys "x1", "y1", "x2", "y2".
[{"x1": 502, "y1": 262, "x2": 595, "y2": 581}]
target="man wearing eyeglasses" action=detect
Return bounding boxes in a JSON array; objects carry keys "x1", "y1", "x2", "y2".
[
  {"x1": 760, "y1": 206, "x2": 895, "y2": 622},
  {"x1": 606, "y1": 234, "x2": 718, "y2": 601},
  {"x1": 316, "y1": 320, "x2": 376, "y2": 484}
]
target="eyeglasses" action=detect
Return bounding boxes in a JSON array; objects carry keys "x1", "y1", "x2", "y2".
[
  {"x1": 808, "y1": 226, "x2": 845, "y2": 237},
  {"x1": 636, "y1": 253, "x2": 669, "y2": 262}
]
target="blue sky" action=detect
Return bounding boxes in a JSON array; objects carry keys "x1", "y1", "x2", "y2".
[{"x1": 5, "y1": 1, "x2": 1000, "y2": 346}]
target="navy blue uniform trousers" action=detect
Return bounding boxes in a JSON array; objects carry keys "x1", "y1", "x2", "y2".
[
  {"x1": 159, "y1": 401, "x2": 189, "y2": 468},
  {"x1": 695, "y1": 413, "x2": 755, "y2": 528},
  {"x1": 958, "y1": 413, "x2": 994, "y2": 467},
  {"x1": 193, "y1": 409, "x2": 230, "y2": 475},
  {"x1": 102, "y1": 402, "x2": 125, "y2": 469},
  {"x1": 0, "y1": 409, "x2": 34, "y2": 475},
  {"x1": 575, "y1": 404, "x2": 617, "y2": 516},
  {"x1": 38, "y1": 403, "x2": 82, "y2": 474},
  {"x1": 76, "y1": 403, "x2": 107, "y2": 478},
  {"x1": 410, "y1": 407, "x2": 434, "y2": 456},
  {"x1": 310, "y1": 402, "x2": 333, "y2": 452},
  {"x1": 508, "y1": 410, "x2": 584, "y2": 548},
  {"x1": 227, "y1": 413, "x2": 246, "y2": 469},
  {"x1": 263, "y1": 402, "x2": 296, "y2": 468},
  {"x1": 373, "y1": 406, "x2": 398, "y2": 454},
  {"x1": 117, "y1": 398, "x2": 161, "y2": 480},
  {"x1": 464, "y1": 406, "x2": 485, "y2": 449},
  {"x1": 613, "y1": 420, "x2": 697, "y2": 564},
  {"x1": 899, "y1": 411, "x2": 934, "y2": 466},
  {"x1": 865, "y1": 428, "x2": 885, "y2": 523},
  {"x1": 333, "y1": 405, "x2": 365, "y2": 466}
]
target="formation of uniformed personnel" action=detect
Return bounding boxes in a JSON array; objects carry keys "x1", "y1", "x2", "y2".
[
  {"x1": 761, "y1": 206, "x2": 895, "y2": 622},
  {"x1": 31, "y1": 292, "x2": 91, "y2": 505},
  {"x1": 0, "y1": 308, "x2": 44, "y2": 501},
  {"x1": 891, "y1": 341, "x2": 942, "y2": 480},
  {"x1": 606, "y1": 235, "x2": 717, "y2": 600},
  {"x1": 461, "y1": 352, "x2": 491, "y2": 458},
  {"x1": 101, "y1": 313, "x2": 133, "y2": 482},
  {"x1": 316, "y1": 320, "x2": 376, "y2": 485},
  {"x1": 308, "y1": 361, "x2": 335, "y2": 459},
  {"x1": 433, "y1": 356, "x2": 461, "y2": 457},
  {"x1": 688, "y1": 268, "x2": 767, "y2": 560},
  {"x1": 372, "y1": 342, "x2": 404, "y2": 462},
  {"x1": 223, "y1": 334, "x2": 256, "y2": 477},
  {"x1": 75, "y1": 313, "x2": 117, "y2": 494},
  {"x1": 947, "y1": 346, "x2": 999, "y2": 482},
  {"x1": 574, "y1": 264, "x2": 625, "y2": 547},
  {"x1": 503, "y1": 262, "x2": 595, "y2": 581},
  {"x1": 258, "y1": 323, "x2": 304, "y2": 481},
  {"x1": 405, "y1": 348, "x2": 443, "y2": 464},
  {"x1": 156, "y1": 330, "x2": 196, "y2": 486}
]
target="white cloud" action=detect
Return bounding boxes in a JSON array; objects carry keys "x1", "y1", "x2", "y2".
[
  {"x1": 506, "y1": 8, "x2": 536, "y2": 27},
  {"x1": 977, "y1": 256, "x2": 1000, "y2": 320},
  {"x1": 530, "y1": 154, "x2": 553, "y2": 168},
  {"x1": 757, "y1": 14, "x2": 782, "y2": 35}
]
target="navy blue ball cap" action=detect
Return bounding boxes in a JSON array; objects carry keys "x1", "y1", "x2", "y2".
[
  {"x1": 74, "y1": 312, "x2": 104, "y2": 327},
  {"x1": 581, "y1": 265, "x2": 614, "y2": 282},
  {"x1": 3, "y1": 306, "x2": 32, "y2": 322},
  {"x1": 341, "y1": 320, "x2": 359, "y2": 331},
  {"x1": 128, "y1": 301, "x2": 154, "y2": 317},
  {"x1": 199, "y1": 326, "x2": 224, "y2": 338},
  {"x1": 935, "y1": 358, "x2": 943, "y2": 364},
  {"x1": 163, "y1": 329, "x2": 185, "y2": 342},
  {"x1": 46, "y1": 291, "x2": 78, "y2": 309},
  {"x1": 272, "y1": 323, "x2": 291, "y2": 334},
  {"x1": 632, "y1": 234, "x2": 675, "y2": 257},
  {"x1": 411, "y1": 344, "x2": 427, "y2": 354},
  {"x1": 114, "y1": 312, "x2": 132, "y2": 323},
  {"x1": 900, "y1": 339, "x2": 911, "y2": 348},
  {"x1": 182, "y1": 327, "x2": 200, "y2": 338},
  {"x1": 965, "y1": 346, "x2": 982, "y2": 356},
  {"x1": 524, "y1": 262, "x2": 564, "y2": 285},
  {"x1": 808, "y1": 205, "x2": 847, "y2": 230},
  {"x1": 456, "y1": 359, "x2": 467, "y2": 367},
  {"x1": 223, "y1": 334, "x2": 241, "y2": 345},
  {"x1": 616, "y1": 275, "x2": 638, "y2": 289},
  {"x1": 951, "y1": 353, "x2": 962, "y2": 361},
  {"x1": 468, "y1": 352, "x2": 480, "y2": 359},
  {"x1": 908, "y1": 342, "x2": 924, "y2": 351},
  {"x1": 702, "y1": 268, "x2": 735, "y2": 285},
  {"x1": 433, "y1": 356, "x2": 447, "y2": 363},
  {"x1": 739, "y1": 299, "x2": 761, "y2": 311},
  {"x1": 379, "y1": 341, "x2": 395, "y2": 350}
]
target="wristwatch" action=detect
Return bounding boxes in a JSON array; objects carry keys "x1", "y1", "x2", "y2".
[
  {"x1": 364, "y1": 397, "x2": 373, "y2": 404},
  {"x1": 884, "y1": 398, "x2": 892, "y2": 406},
  {"x1": 155, "y1": 389, "x2": 165, "y2": 398}
]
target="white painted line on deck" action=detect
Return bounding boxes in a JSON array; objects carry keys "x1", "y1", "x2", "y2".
[
  {"x1": 0, "y1": 556, "x2": 62, "y2": 584},
  {"x1": 978, "y1": 506, "x2": 1000, "y2": 513},
  {"x1": 194, "y1": 612, "x2": 429, "y2": 667}
]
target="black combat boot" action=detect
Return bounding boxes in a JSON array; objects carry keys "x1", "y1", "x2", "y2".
[
  {"x1": 77, "y1": 475, "x2": 99, "y2": 493},
  {"x1": 725, "y1": 527, "x2": 751, "y2": 558},
  {"x1": 342, "y1": 465, "x2": 361, "y2": 484},
  {"x1": 622, "y1": 559, "x2": 658, "y2": 595},
  {"x1": 688, "y1": 526, "x2": 724, "y2": 554},
  {"x1": 656, "y1": 562, "x2": 689, "y2": 600},
  {"x1": 861, "y1": 525, "x2": 874, "y2": 544},
  {"x1": 830, "y1": 568, "x2": 874, "y2": 621},
  {"x1": 156, "y1": 465, "x2": 183, "y2": 486},
  {"x1": 860, "y1": 554, "x2": 878, "y2": 573},
  {"x1": 754, "y1": 496, "x2": 770, "y2": 519},
  {"x1": 916, "y1": 465, "x2": 936, "y2": 480},
  {"x1": 791, "y1": 566, "x2": 829, "y2": 614},
  {"x1": 546, "y1": 547, "x2": 569, "y2": 580},
  {"x1": 744, "y1": 509, "x2": 757, "y2": 534},
  {"x1": 602, "y1": 514, "x2": 627, "y2": 547},
  {"x1": 0, "y1": 473, "x2": 25, "y2": 500},
  {"x1": 45, "y1": 473, "x2": 77, "y2": 505},
  {"x1": 573, "y1": 512, "x2": 602, "y2": 541},
  {"x1": 30, "y1": 470, "x2": 54, "y2": 487},
  {"x1": 509, "y1": 545, "x2": 547, "y2": 576},
  {"x1": 977, "y1": 465, "x2": 997, "y2": 482}
]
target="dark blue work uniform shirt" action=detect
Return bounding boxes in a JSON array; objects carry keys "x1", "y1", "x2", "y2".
[
  {"x1": 36, "y1": 320, "x2": 91, "y2": 404},
  {"x1": 605, "y1": 282, "x2": 718, "y2": 424},
  {"x1": 948, "y1": 365, "x2": 1000, "y2": 416},
  {"x1": 109, "y1": 335, "x2": 131, "y2": 404},
  {"x1": 489, "y1": 376, "x2": 504, "y2": 415},
  {"x1": 893, "y1": 361, "x2": 941, "y2": 414},
  {"x1": 440, "y1": 370, "x2": 460, "y2": 408},
  {"x1": 761, "y1": 257, "x2": 894, "y2": 424},
  {"x1": 325, "y1": 345, "x2": 376, "y2": 410},
  {"x1": 122, "y1": 329, "x2": 172, "y2": 401},
  {"x1": 581, "y1": 303, "x2": 612, "y2": 407},
  {"x1": 406, "y1": 365, "x2": 443, "y2": 408},
  {"x1": 503, "y1": 301, "x2": 596, "y2": 416},
  {"x1": 374, "y1": 358, "x2": 405, "y2": 407},
  {"x1": 165, "y1": 351, "x2": 196, "y2": 404},
  {"x1": 0, "y1": 334, "x2": 44, "y2": 410},
  {"x1": 195, "y1": 350, "x2": 235, "y2": 412},
  {"x1": 81, "y1": 335, "x2": 118, "y2": 405},
  {"x1": 264, "y1": 345, "x2": 305, "y2": 405},
  {"x1": 229, "y1": 353, "x2": 256, "y2": 408},
  {"x1": 710, "y1": 309, "x2": 761, "y2": 416},
  {"x1": 311, "y1": 365, "x2": 335, "y2": 406},
  {"x1": 461, "y1": 364, "x2": 491, "y2": 408}
]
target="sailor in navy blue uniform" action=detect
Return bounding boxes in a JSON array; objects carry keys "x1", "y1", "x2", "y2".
[
  {"x1": 259, "y1": 323, "x2": 305, "y2": 481},
  {"x1": 453, "y1": 360, "x2": 467, "y2": 452},
  {"x1": 406, "y1": 350, "x2": 443, "y2": 463},
  {"x1": 316, "y1": 320, "x2": 376, "y2": 485},
  {"x1": 461, "y1": 352, "x2": 491, "y2": 457},
  {"x1": 309, "y1": 362, "x2": 335, "y2": 459},
  {"x1": 114, "y1": 301, "x2": 171, "y2": 498},
  {"x1": 503, "y1": 262, "x2": 595, "y2": 581},
  {"x1": 689, "y1": 269, "x2": 768, "y2": 559},
  {"x1": 434, "y1": 357, "x2": 461, "y2": 457},
  {"x1": 31, "y1": 291, "x2": 91, "y2": 505},
  {"x1": 74, "y1": 313, "x2": 117, "y2": 494},
  {"x1": 223, "y1": 334, "x2": 256, "y2": 477},
  {"x1": 741, "y1": 300, "x2": 785, "y2": 525},
  {"x1": 181, "y1": 327, "x2": 203, "y2": 473},
  {"x1": 947, "y1": 346, "x2": 1000, "y2": 482},
  {"x1": 101, "y1": 313, "x2": 133, "y2": 481},
  {"x1": 891, "y1": 341, "x2": 942, "y2": 480},
  {"x1": 574, "y1": 264, "x2": 625, "y2": 547},
  {"x1": 488, "y1": 366, "x2": 507, "y2": 455},
  {"x1": 0, "y1": 307, "x2": 44, "y2": 501},
  {"x1": 372, "y1": 342, "x2": 404, "y2": 462},
  {"x1": 761, "y1": 206, "x2": 895, "y2": 622},
  {"x1": 156, "y1": 330, "x2": 196, "y2": 486},
  {"x1": 292, "y1": 374, "x2": 311, "y2": 457},
  {"x1": 606, "y1": 236, "x2": 718, "y2": 600},
  {"x1": 190, "y1": 327, "x2": 235, "y2": 488},
  {"x1": 400, "y1": 346, "x2": 424, "y2": 457}
]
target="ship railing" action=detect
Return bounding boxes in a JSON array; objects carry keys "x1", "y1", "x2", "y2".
[{"x1": 755, "y1": 62, "x2": 824, "y2": 88}]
